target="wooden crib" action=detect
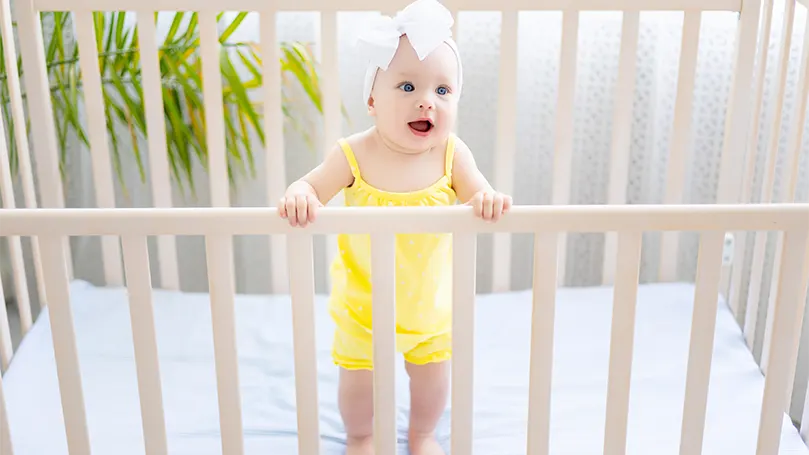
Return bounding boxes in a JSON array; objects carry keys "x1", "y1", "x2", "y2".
[{"x1": 0, "y1": 0, "x2": 808, "y2": 454}]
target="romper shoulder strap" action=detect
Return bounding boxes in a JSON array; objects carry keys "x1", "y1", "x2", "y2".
[
  {"x1": 337, "y1": 138, "x2": 361, "y2": 179},
  {"x1": 444, "y1": 133, "x2": 457, "y2": 178}
]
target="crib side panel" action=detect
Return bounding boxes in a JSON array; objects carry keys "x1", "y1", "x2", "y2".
[
  {"x1": 204, "y1": 234, "x2": 245, "y2": 454},
  {"x1": 16, "y1": 0, "x2": 74, "y2": 285},
  {"x1": 602, "y1": 231, "x2": 643, "y2": 454},
  {"x1": 261, "y1": 9, "x2": 289, "y2": 294},
  {"x1": 452, "y1": 232, "x2": 478, "y2": 454},
  {"x1": 0, "y1": 0, "x2": 38, "y2": 329},
  {"x1": 526, "y1": 232, "x2": 559, "y2": 455},
  {"x1": 320, "y1": 10, "x2": 342, "y2": 291},
  {"x1": 658, "y1": 11, "x2": 702, "y2": 283},
  {"x1": 551, "y1": 10, "x2": 579, "y2": 288},
  {"x1": 727, "y1": 0, "x2": 775, "y2": 325},
  {"x1": 136, "y1": 11, "x2": 181, "y2": 291},
  {"x1": 679, "y1": 232, "x2": 725, "y2": 454},
  {"x1": 0, "y1": 374, "x2": 13, "y2": 455},
  {"x1": 759, "y1": 7, "x2": 809, "y2": 376},
  {"x1": 601, "y1": 11, "x2": 639, "y2": 286},
  {"x1": 743, "y1": 0, "x2": 796, "y2": 352},
  {"x1": 120, "y1": 236, "x2": 169, "y2": 455},
  {"x1": 492, "y1": 8, "x2": 518, "y2": 292},
  {"x1": 756, "y1": 229, "x2": 809, "y2": 454},
  {"x1": 74, "y1": 12, "x2": 125, "y2": 287},
  {"x1": 370, "y1": 233, "x2": 397, "y2": 454}
]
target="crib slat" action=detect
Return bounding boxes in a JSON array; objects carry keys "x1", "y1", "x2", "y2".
[
  {"x1": 0, "y1": 374, "x2": 13, "y2": 455},
  {"x1": 0, "y1": 0, "x2": 43, "y2": 310},
  {"x1": 755, "y1": 228, "x2": 809, "y2": 455},
  {"x1": 551, "y1": 10, "x2": 579, "y2": 287},
  {"x1": 286, "y1": 233, "x2": 321, "y2": 454},
  {"x1": 371, "y1": 233, "x2": 397, "y2": 455},
  {"x1": 32, "y1": 0, "x2": 746, "y2": 12},
  {"x1": 261, "y1": 10, "x2": 289, "y2": 294},
  {"x1": 200, "y1": 11, "x2": 230, "y2": 208},
  {"x1": 452, "y1": 232, "x2": 477, "y2": 455},
  {"x1": 715, "y1": 0, "x2": 760, "y2": 206},
  {"x1": 121, "y1": 236, "x2": 168, "y2": 455},
  {"x1": 602, "y1": 11, "x2": 639, "y2": 286},
  {"x1": 40, "y1": 235, "x2": 90, "y2": 454},
  {"x1": 759, "y1": 14, "x2": 809, "y2": 375},
  {"x1": 137, "y1": 11, "x2": 180, "y2": 290},
  {"x1": 15, "y1": 2, "x2": 64, "y2": 211},
  {"x1": 727, "y1": 0, "x2": 775, "y2": 318},
  {"x1": 800, "y1": 247, "x2": 809, "y2": 442},
  {"x1": 0, "y1": 0, "x2": 37, "y2": 210},
  {"x1": 659, "y1": 11, "x2": 701, "y2": 283},
  {"x1": 527, "y1": 232, "x2": 559, "y2": 455},
  {"x1": 786, "y1": 245, "x2": 809, "y2": 406},
  {"x1": 0, "y1": 93, "x2": 32, "y2": 334},
  {"x1": 492, "y1": 8, "x2": 518, "y2": 292},
  {"x1": 0, "y1": 276, "x2": 12, "y2": 370},
  {"x1": 75, "y1": 11, "x2": 125, "y2": 288},
  {"x1": 678, "y1": 232, "x2": 724, "y2": 455},
  {"x1": 204, "y1": 235, "x2": 244, "y2": 455},
  {"x1": 16, "y1": 0, "x2": 73, "y2": 281},
  {"x1": 743, "y1": 0, "x2": 795, "y2": 350},
  {"x1": 603, "y1": 231, "x2": 642, "y2": 455},
  {"x1": 321, "y1": 11, "x2": 342, "y2": 287}
]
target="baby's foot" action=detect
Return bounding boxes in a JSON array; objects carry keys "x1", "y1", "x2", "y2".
[
  {"x1": 409, "y1": 433, "x2": 446, "y2": 455},
  {"x1": 346, "y1": 436, "x2": 374, "y2": 455}
]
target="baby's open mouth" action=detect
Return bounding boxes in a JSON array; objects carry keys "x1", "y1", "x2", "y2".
[{"x1": 408, "y1": 120, "x2": 433, "y2": 133}]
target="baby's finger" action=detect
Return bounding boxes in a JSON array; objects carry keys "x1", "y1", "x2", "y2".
[
  {"x1": 491, "y1": 195, "x2": 505, "y2": 222},
  {"x1": 471, "y1": 192, "x2": 484, "y2": 217},
  {"x1": 482, "y1": 192, "x2": 494, "y2": 220},
  {"x1": 503, "y1": 195, "x2": 513, "y2": 213},
  {"x1": 295, "y1": 194, "x2": 309, "y2": 227},
  {"x1": 278, "y1": 198, "x2": 288, "y2": 218},
  {"x1": 285, "y1": 197, "x2": 298, "y2": 226},
  {"x1": 306, "y1": 194, "x2": 320, "y2": 223}
]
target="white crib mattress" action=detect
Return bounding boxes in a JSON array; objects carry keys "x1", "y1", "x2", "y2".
[{"x1": 3, "y1": 280, "x2": 807, "y2": 454}]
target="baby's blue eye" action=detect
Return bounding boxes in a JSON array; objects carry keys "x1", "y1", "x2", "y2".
[
  {"x1": 399, "y1": 82, "x2": 415, "y2": 92},
  {"x1": 436, "y1": 86, "x2": 449, "y2": 96}
]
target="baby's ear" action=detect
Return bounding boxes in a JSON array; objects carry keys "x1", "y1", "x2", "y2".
[{"x1": 367, "y1": 96, "x2": 376, "y2": 116}]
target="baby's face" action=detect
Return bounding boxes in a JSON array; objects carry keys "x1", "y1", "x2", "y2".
[{"x1": 368, "y1": 35, "x2": 460, "y2": 152}]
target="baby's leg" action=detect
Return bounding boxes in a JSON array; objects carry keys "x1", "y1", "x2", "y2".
[
  {"x1": 339, "y1": 367, "x2": 375, "y2": 455},
  {"x1": 406, "y1": 360, "x2": 449, "y2": 455}
]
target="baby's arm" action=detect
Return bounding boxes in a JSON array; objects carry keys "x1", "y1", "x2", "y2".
[
  {"x1": 278, "y1": 144, "x2": 354, "y2": 227},
  {"x1": 451, "y1": 137, "x2": 512, "y2": 221}
]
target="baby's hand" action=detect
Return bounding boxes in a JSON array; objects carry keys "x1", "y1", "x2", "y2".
[
  {"x1": 467, "y1": 190, "x2": 512, "y2": 222},
  {"x1": 278, "y1": 193, "x2": 322, "y2": 227}
]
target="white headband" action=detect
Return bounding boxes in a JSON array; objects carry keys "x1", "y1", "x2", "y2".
[{"x1": 354, "y1": 0, "x2": 463, "y2": 104}]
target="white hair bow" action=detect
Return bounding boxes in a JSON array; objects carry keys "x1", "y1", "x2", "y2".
[{"x1": 355, "y1": 0, "x2": 462, "y2": 103}]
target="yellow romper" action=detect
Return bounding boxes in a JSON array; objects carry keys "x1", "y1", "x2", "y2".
[{"x1": 329, "y1": 135, "x2": 458, "y2": 370}]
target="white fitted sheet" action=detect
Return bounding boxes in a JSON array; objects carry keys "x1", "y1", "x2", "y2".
[{"x1": 3, "y1": 280, "x2": 807, "y2": 454}]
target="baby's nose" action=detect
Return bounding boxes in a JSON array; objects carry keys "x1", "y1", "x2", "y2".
[{"x1": 417, "y1": 100, "x2": 435, "y2": 110}]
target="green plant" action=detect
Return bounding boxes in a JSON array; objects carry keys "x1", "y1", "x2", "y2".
[{"x1": 0, "y1": 11, "x2": 332, "y2": 195}]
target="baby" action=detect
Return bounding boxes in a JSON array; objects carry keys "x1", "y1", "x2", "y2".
[{"x1": 278, "y1": 1, "x2": 511, "y2": 453}]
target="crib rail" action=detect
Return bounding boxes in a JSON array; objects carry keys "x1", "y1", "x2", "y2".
[
  {"x1": 1, "y1": 205, "x2": 809, "y2": 455},
  {"x1": 30, "y1": 0, "x2": 744, "y2": 11}
]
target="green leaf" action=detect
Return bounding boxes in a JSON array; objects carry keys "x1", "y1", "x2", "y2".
[
  {"x1": 165, "y1": 12, "x2": 185, "y2": 45},
  {"x1": 281, "y1": 45, "x2": 322, "y2": 113},
  {"x1": 219, "y1": 12, "x2": 248, "y2": 43}
]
